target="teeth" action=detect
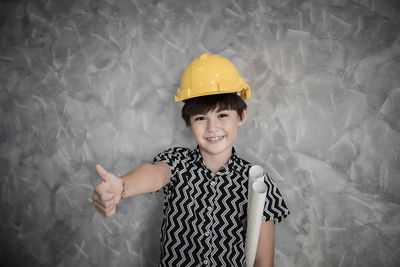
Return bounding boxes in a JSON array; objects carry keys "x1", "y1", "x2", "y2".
[{"x1": 207, "y1": 136, "x2": 223, "y2": 141}]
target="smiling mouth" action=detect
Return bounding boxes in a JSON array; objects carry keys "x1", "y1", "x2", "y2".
[{"x1": 205, "y1": 136, "x2": 225, "y2": 143}]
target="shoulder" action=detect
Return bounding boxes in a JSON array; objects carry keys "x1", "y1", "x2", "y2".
[
  {"x1": 236, "y1": 155, "x2": 251, "y2": 167},
  {"x1": 153, "y1": 147, "x2": 193, "y2": 164},
  {"x1": 160, "y1": 147, "x2": 191, "y2": 155}
]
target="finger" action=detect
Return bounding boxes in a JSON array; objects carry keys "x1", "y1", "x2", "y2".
[
  {"x1": 94, "y1": 181, "x2": 109, "y2": 196},
  {"x1": 92, "y1": 190, "x2": 113, "y2": 207},
  {"x1": 92, "y1": 196, "x2": 117, "y2": 209},
  {"x1": 93, "y1": 201, "x2": 105, "y2": 215},
  {"x1": 104, "y1": 208, "x2": 116, "y2": 218},
  {"x1": 94, "y1": 202, "x2": 116, "y2": 218},
  {"x1": 93, "y1": 198, "x2": 115, "y2": 213},
  {"x1": 94, "y1": 180, "x2": 119, "y2": 198},
  {"x1": 92, "y1": 195, "x2": 116, "y2": 209},
  {"x1": 92, "y1": 198, "x2": 106, "y2": 210},
  {"x1": 93, "y1": 190, "x2": 115, "y2": 202},
  {"x1": 94, "y1": 205, "x2": 107, "y2": 217},
  {"x1": 95, "y1": 164, "x2": 115, "y2": 184}
]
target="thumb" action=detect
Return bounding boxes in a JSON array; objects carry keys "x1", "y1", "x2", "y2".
[{"x1": 95, "y1": 164, "x2": 116, "y2": 184}]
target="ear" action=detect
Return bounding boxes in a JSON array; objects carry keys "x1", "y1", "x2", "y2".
[{"x1": 238, "y1": 108, "x2": 248, "y2": 126}]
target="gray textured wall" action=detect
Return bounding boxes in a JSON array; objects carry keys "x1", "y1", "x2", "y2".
[{"x1": 1, "y1": 0, "x2": 399, "y2": 266}]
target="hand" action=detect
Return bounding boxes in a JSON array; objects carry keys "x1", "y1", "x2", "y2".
[{"x1": 92, "y1": 164, "x2": 123, "y2": 218}]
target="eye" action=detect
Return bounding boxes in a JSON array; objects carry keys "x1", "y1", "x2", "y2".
[
  {"x1": 194, "y1": 116, "x2": 206, "y2": 121},
  {"x1": 218, "y1": 113, "x2": 228, "y2": 118}
]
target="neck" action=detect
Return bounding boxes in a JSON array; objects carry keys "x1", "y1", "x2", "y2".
[{"x1": 200, "y1": 147, "x2": 233, "y2": 174}]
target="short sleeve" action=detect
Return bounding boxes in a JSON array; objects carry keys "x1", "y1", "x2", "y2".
[
  {"x1": 262, "y1": 172, "x2": 290, "y2": 224},
  {"x1": 153, "y1": 147, "x2": 189, "y2": 194},
  {"x1": 153, "y1": 147, "x2": 179, "y2": 168}
]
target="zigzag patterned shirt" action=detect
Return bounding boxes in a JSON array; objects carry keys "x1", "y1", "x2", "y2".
[{"x1": 153, "y1": 147, "x2": 289, "y2": 267}]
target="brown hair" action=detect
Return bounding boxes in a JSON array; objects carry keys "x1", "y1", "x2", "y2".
[{"x1": 181, "y1": 93, "x2": 248, "y2": 126}]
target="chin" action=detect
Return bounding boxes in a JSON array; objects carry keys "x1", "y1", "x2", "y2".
[{"x1": 202, "y1": 144, "x2": 231, "y2": 154}]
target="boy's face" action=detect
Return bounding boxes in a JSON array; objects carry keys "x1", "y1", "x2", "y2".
[{"x1": 189, "y1": 108, "x2": 248, "y2": 159}]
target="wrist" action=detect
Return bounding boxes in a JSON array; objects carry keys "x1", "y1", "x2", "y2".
[{"x1": 118, "y1": 177, "x2": 126, "y2": 203}]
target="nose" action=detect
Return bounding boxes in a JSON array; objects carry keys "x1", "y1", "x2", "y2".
[{"x1": 206, "y1": 117, "x2": 218, "y2": 131}]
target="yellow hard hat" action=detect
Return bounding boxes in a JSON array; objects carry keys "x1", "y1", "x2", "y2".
[{"x1": 175, "y1": 53, "x2": 251, "y2": 102}]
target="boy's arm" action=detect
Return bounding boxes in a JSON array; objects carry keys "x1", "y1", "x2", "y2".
[
  {"x1": 92, "y1": 162, "x2": 171, "y2": 218},
  {"x1": 122, "y1": 162, "x2": 171, "y2": 197},
  {"x1": 254, "y1": 220, "x2": 275, "y2": 267}
]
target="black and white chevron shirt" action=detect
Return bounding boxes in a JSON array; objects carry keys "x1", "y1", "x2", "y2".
[{"x1": 153, "y1": 147, "x2": 289, "y2": 267}]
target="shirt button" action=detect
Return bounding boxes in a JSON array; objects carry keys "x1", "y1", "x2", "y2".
[
  {"x1": 205, "y1": 231, "x2": 210, "y2": 236},
  {"x1": 203, "y1": 259, "x2": 208, "y2": 264},
  {"x1": 210, "y1": 181, "x2": 216, "y2": 186},
  {"x1": 207, "y1": 206, "x2": 212, "y2": 211}
]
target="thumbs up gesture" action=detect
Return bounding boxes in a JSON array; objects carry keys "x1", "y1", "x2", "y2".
[{"x1": 92, "y1": 164, "x2": 123, "y2": 218}]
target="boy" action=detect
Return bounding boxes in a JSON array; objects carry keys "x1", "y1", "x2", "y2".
[{"x1": 92, "y1": 53, "x2": 289, "y2": 267}]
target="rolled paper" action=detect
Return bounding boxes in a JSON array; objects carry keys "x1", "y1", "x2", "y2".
[
  {"x1": 248, "y1": 165, "x2": 264, "y2": 195},
  {"x1": 245, "y1": 165, "x2": 268, "y2": 267}
]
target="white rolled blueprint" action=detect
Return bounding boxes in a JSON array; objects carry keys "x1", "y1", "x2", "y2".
[{"x1": 245, "y1": 165, "x2": 268, "y2": 267}]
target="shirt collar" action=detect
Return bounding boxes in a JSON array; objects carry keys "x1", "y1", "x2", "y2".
[{"x1": 189, "y1": 146, "x2": 239, "y2": 175}]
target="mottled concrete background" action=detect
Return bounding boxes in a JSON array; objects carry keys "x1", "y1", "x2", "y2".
[{"x1": 0, "y1": 0, "x2": 399, "y2": 266}]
